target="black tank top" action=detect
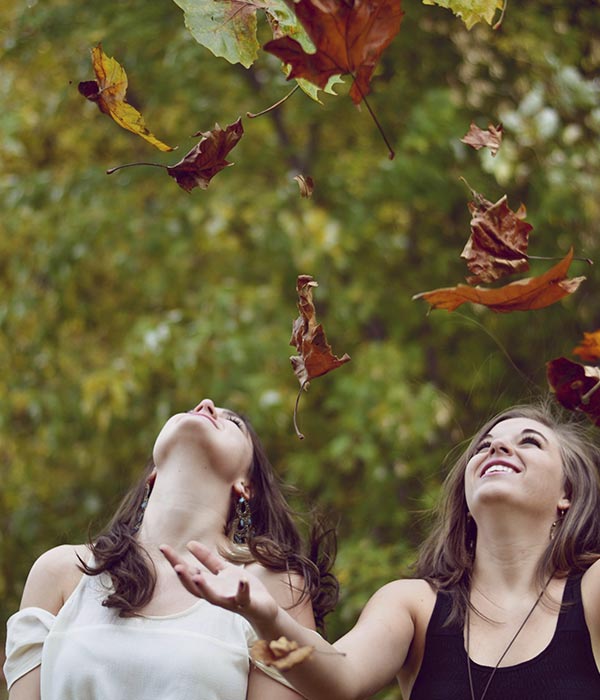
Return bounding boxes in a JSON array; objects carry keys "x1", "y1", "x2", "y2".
[{"x1": 410, "y1": 575, "x2": 600, "y2": 700}]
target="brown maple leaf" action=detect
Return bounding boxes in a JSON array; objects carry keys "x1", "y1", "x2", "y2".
[
  {"x1": 167, "y1": 119, "x2": 244, "y2": 192},
  {"x1": 251, "y1": 637, "x2": 314, "y2": 671},
  {"x1": 78, "y1": 44, "x2": 174, "y2": 152},
  {"x1": 460, "y1": 191, "x2": 533, "y2": 284},
  {"x1": 572, "y1": 331, "x2": 600, "y2": 363},
  {"x1": 461, "y1": 122, "x2": 503, "y2": 157},
  {"x1": 294, "y1": 174, "x2": 314, "y2": 198},
  {"x1": 413, "y1": 248, "x2": 585, "y2": 313},
  {"x1": 263, "y1": 0, "x2": 404, "y2": 104},
  {"x1": 290, "y1": 275, "x2": 351, "y2": 438},
  {"x1": 547, "y1": 356, "x2": 600, "y2": 426}
]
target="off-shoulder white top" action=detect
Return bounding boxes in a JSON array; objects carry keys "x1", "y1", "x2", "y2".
[{"x1": 4, "y1": 565, "x2": 289, "y2": 698}]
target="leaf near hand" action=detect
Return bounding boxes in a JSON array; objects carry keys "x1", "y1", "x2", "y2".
[
  {"x1": 460, "y1": 192, "x2": 533, "y2": 284},
  {"x1": 413, "y1": 248, "x2": 585, "y2": 313},
  {"x1": 422, "y1": 0, "x2": 504, "y2": 29},
  {"x1": 573, "y1": 331, "x2": 600, "y2": 363},
  {"x1": 461, "y1": 122, "x2": 503, "y2": 156},
  {"x1": 547, "y1": 357, "x2": 600, "y2": 425},
  {"x1": 167, "y1": 119, "x2": 244, "y2": 192},
  {"x1": 251, "y1": 637, "x2": 314, "y2": 670},
  {"x1": 264, "y1": 0, "x2": 404, "y2": 104},
  {"x1": 78, "y1": 44, "x2": 174, "y2": 152},
  {"x1": 290, "y1": 275, "x2": 351, "y2": 387}
]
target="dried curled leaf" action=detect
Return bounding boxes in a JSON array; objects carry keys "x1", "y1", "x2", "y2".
[
  {"x1": 78, "y1": 44, "x2": 174, "y2": 152},
  {"x1": 251, "y1": 637, "x2": 314, "y2": 670},
  {"x1": 461, "y1": 122, "x2": 503, "y2": 157},
  {"x1": 547, "y1": 356, "x2": 600, "y2": 426},
  {"x1": 294, "y1": 174, "x2": 314, "y2": 198},
  {"x1": 573, "y1": 331, "x2": 600, "y2": 363},
  {"x1": 413, "y1": 248, "x2": 585, "y2": 313},
  {"x1": 264, "y1": 0, "x2": 404, "y2": 104},
  {"x1": 290, "y1": 275, "x2": 351, "y2": 386},
  {"x1": 167, "y1": 119, "x2": 244, "y2": 192},
  {"x1": 461, "y1": 191, "x2": 532, "y2": 284}
]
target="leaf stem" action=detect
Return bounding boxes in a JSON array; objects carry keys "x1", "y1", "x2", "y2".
[
  {"x1": 293, "y1": 381, "x2": 309, "y2": 440},
  {"x1": 349, "y1": 73, "x2": 395, "y2": 160},
  {"x1": 581, "y1": 378, "x2": 600, "y2": 406},
  {"x1": 106, "y1": 162, "x2": 167, "y2": 175},
  {"x1": 493, "y1": 0, "x2": 508, "y2": 30},
  {"x1": 527, "y1": 254, "x2": 594, "y2": 266},
  {"x1": 247, "y1": 85, "x2": 300, "y2": 119}
]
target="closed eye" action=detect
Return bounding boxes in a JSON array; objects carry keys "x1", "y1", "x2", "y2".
[
  {"x1": 474, "y1": 440, "x2": 491, "y2": 453},
  {"x1": 225, "y1": 413, "x2": 244, "y2": 431},
  {"x1": 521, "y1": 435, "x2": 542, "y2": 447}
]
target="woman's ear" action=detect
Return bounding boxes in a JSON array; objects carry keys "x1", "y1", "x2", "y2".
[
  {"x1": 233, "y1": 479, "x2": 252, "y2": 500},
  {"x1": 558, "y1": 496, "x2": 571, "y2": 512}
]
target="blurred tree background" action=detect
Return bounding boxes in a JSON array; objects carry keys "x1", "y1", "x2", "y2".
[{"x1": 1, "y1": 0, "x2": 599, "y2": 697}]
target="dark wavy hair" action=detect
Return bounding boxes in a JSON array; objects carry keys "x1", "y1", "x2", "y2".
[
  {"x1": 80, "y1": 414, "x2": 338, "y2": 633},
  {"x1": 414, "y1": 402, "x2": 600, "y2": 626}
]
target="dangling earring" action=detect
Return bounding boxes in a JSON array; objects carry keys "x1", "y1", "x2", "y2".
[
  {"x1": 550, "y1": 508, "x2": 566, "y2": 541},
  {"x1": 132, "y1": 480, "x2": 151, "y2": 534},
  {"x1": 466, "y1": 512, "x2": 476, "y2": 554},
  {"x1": 232, "y1": 494, "x2": 252, "y2": 545}
]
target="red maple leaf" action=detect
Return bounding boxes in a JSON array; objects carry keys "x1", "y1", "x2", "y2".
[{"x1": 264, "y1": 0, "x2": 404, "y2": 104}]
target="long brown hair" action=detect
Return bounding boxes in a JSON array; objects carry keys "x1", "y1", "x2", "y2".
[
  {"x1": 414, "y1": 402, "x2": 600, "y2": 626},
  {"x1": 81, "y1": 414, "x2": 338, "y2": 633}
]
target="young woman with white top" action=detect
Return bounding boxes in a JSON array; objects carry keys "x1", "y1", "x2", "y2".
[{"x1": 4, "y1": 398, "x2": 337, "y2": 700}]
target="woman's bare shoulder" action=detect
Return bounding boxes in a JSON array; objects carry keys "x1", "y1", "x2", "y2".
[
  {"x1": 20, "y1": 544, "x2": 90, "y2": 613},
  {"x1": 362, "y1": 577, "x2": 437, "y2": 622}
]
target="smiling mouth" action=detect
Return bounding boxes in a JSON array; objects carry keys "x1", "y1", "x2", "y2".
[{"x1": 481, "y1": 463, "x2": 519, "y2": 477}]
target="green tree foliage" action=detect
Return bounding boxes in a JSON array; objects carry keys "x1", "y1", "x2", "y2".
[{"x1": 1, "y1": 1, "x2": 600, "y2": 697}]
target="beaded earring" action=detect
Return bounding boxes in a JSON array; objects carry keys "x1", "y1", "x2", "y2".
[
  {"x1": 132, "y1": 480, "x2": 152, "y2": 534},
  {"x1": 232, "y1": 494, "x2": 252, "y2": 545}
]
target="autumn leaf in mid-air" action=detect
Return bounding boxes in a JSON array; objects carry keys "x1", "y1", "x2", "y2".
[
  {"x1": 572, "y1": 331, "x2": 600, "y2": 363},
  {"x1": 166, "y1": 119, "x2": 244, "y2": 192},
  {"x1": 78, "y1": 44, "x2": 174, "y2": 152},
  {"x1": 422, "y1": 0, "x2": 504, "y2": 29},
  {"x1": 413, "y1": 248, "x2": 585, "y2": 313},
  {"x1": 251, "y1": 637, "x2": 314, "y2": 670},
  {"x1": 290, "y1": 275, "x2": 351, "y2": 438},
  {"x1": 264, "y1": 0, "x2": 404, "y2": 105},
  {"x1": 461, "y1": 122, "x2": 503, "y2": 157},
  {"x1": 547, "y1": 356, "x2": 600, "y2": 426},
  {"x1": 107, "y1": 119, "x2": 244, "y2": 192},
  {"x1": 460, "y1": 191, "x2": 533, "y2": 284}
]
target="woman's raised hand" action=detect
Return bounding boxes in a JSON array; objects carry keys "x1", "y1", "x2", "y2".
[{"x1": 160, "y1": 541, "x2": 278, "y2": 625}]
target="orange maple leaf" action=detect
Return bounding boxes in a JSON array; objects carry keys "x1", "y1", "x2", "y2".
[
  {"x1": 78, "y1": 44, "x2": 174, "y2": 152},
  {"x1": 413, "y1": 248, "x2": 585, "y2": 313},
  {"x1": 460, "y1": 192, "x2": 533, "y2": 284},
  {"x1": 572, "y1": 331, "x2": 600, "y2": 363},
  {"x1": 547, "y1": 356, "x2": 600, "y2": 426},
  {"x1": 250, "y1": 637, "x2": 314, "y2": 671},
  {"x1": 461, "y1": 122, "x2": 503, "y2": 157},
  {"x1": 263, "y1": 0, "x2": 404, "y2": 104},
  {"x1": 166, "y1": 120, "x2": 244, "y2": 192}
]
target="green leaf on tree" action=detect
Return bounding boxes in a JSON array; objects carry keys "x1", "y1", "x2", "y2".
[{"x1": 422, "y1": 0, "x2": 504, "y2": 29}]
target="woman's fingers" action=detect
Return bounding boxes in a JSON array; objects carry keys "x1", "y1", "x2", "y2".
[{"x1": 186, "y1": 540, "x2": 227, "y2": 574}]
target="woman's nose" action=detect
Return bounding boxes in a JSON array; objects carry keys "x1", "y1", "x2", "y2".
[
  {"x1": 489, "y1": 437, "x2": 512, "y2": 454},
  {"x1": 193, "y1": 398, "x2": 216, "y2": 416}
]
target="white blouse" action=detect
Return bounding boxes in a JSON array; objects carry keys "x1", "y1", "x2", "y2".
[{"x1": 4, "y1": 566, "x2": 290, "y2": 698}]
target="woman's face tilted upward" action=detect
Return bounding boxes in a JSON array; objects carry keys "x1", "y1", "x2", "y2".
[
  {"x1": 152, "y1": 398, "x2": 254, "y2": 486},
  {"x1": 464, "y1": 417, "x2": 571, "y2": 520}
]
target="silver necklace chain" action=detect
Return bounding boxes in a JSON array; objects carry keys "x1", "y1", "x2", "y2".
[{"x1": 465, "y1": 576, "x2": 552, "y2": 700}]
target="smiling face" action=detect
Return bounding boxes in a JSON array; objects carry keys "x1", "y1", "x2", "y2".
[
  {"x1": 153, "y1": 398, "x2": 254, "y2": 490},
  {"x1": 464, "y1": 417, "x2": 571, "y2": 519}
]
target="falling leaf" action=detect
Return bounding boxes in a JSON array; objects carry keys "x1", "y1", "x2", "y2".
[
  {"x1": 547, "y1": 357, "x2": 600, "y2": 425},
  {"x1": 573, "y1": 331, "x2": 600, "y2": 363},
  {"x1": 461, "y1": 122, "x2": 503, "y2": 156},
  {"x1": 167, "y1": 119, "x2": 244, "y2": 192},
  {"x1": 290, "y1": 275, "x2": 351, "y2": 385},
  {"x1": 413, "y1": 248, "x2": 585, "y2": 313},
  {"x1": 78, "y1": 44, "x2": 174, "y2": 152},
  {"x1": 251, "y1": 637, "x2": 314, "y2": 670},
  {"x1": 263, "y1": 0, "x2": 404, "y2": 104},
  {"x1": 289, "y1": 275, "x2": 351, "y2": 438},
  {"x1": 422, "y1": 0, "x2": 504, "y2": 29},
  {"x1": 294, "y1": 175, "x2": 314, "y2": 198},
  {"x1": 460, "y1": 192, "x2": 533, "y2": 284}
]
